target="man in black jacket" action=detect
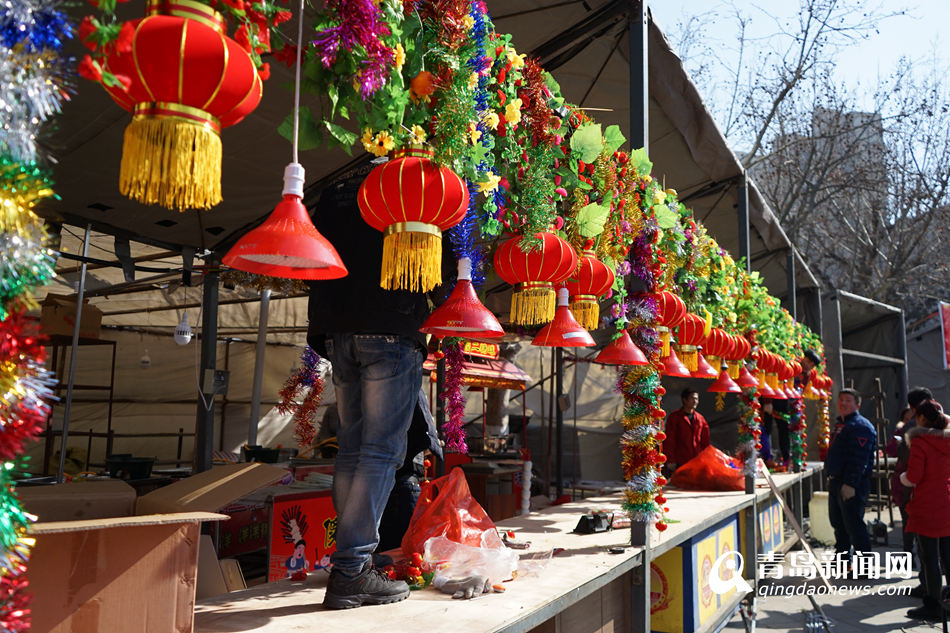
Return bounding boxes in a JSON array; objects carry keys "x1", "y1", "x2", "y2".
[{"x1": 307, "y1": 160, "x2": 443, "y2": 609}]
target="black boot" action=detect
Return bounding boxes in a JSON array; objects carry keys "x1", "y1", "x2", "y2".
[{"x1": 323, "y1": 564, "x2": 410, "y2": 610}]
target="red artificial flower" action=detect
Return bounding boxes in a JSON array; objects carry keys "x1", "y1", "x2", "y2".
[
  {"x1": 78, "y1": 55, "x2": 102, "y2": 82},
  {"x1": 258, "y1": 63, "x2": 271, "y2": 80},
  {"x1": 79, "y1": 16, "x2": 98, "y2": 50},
  {"x1": 116, "y1": 21, "x2": 135, "y2": 54},
  {"x1": 234, "y1": 25, "x2": 252, "y2": 53},
  {"x1": 273, "y1": 10, "x2": 293, "y2": 24},
  {"x1": 114, "y1": 74, "x2": 132, "y2": 92},
  {"x1": 497, "y1": 68, "x2": 506, "y2": 84},
  {"x1": 222, "y1": 0, "x2": 245, "y2": 9},
  {"x1": 254, "y1": 26, "x2": 270, "y2": 53},
  {"x1": 273, "y1": 44, "x2": 298, "y2": 68}
]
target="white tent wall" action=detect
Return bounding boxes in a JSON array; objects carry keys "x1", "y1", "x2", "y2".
[{"x1": 28, "y1": 330, "x2": 306, "y2": 472}]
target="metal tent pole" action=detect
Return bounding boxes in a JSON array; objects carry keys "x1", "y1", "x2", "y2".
[
  {"x1": 57, "y1": 224, "x2": 91, "y2": 483},
  {"x1": 738, "y1": 172, "x2": 751, "y2": 271},
  {"x1": 248, "y1": 289, "x2": 271, "y2": 446},
  {"x1": 194, "y1": 259, "x2": 220, "y2": 473},
  {"x1": 555, "y1": 347, "x2": 564, "y2": 497}
]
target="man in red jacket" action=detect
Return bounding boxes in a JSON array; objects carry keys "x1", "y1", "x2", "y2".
[{"x1": 663, "y1": 389, "x2": 710, "y2": 474}]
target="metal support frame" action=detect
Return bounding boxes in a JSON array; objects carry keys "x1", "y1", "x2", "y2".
[
  {"x1": 247, "y1": 289, "x2": 271, "y2": 446},
  {"x1": 555, "y1": 347, "x2": 564, "y2": 497},
  {"x1": 435, "y1": 358, "x2": 446, "y2": 477},
  {"x1": 57, "y1": 224, "x2": 91, "y2": 483},
  {"x1": 786, "y1": 250, "x2": 797, "y2": 319},
  {"x1": 194, "y1": 259, "x2": 219, "y2": 473}
]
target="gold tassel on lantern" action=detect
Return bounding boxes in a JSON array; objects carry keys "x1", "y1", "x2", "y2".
[
  {"x1": 119, "y1": 103, "x2": 223, "y2": 211},
  {"x1": 569, "y1": 295, "x2": 599, "y2": 330},
  {"x1": 657, "y1": 326, "x2": 671, "y2": 358},
  {"x1": 511, "y1": 282, "x2": 556, "y2": 325},
  {"x1": 678, "y1": 345, "x2": 698, "y2": 372},
  {"x1": 727, "y1": 360, "x2": 740, "y2": 379},
  {"x1": 767, "y1": 373, "x2": 779, "y2": 389},
  {"x1": 706, "y1": 355, "x2": 722, "y2": 372},
  {"x1": 380, "y1": 224, "x2": 442, "y2": 292}
]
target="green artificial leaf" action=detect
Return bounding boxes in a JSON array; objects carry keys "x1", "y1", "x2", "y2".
[
  {"x1": 654, "y1": 204, "x2": 678, "y2": 229},
  {"x1": 324, "y1": 121, "x2": 357, "y2": 154},
  {"x1": 576, "y1": 202, "x2": 610, "y2": 237},
  {"x1": 544, "y1": 72, "x2": 561, "y2": 98},
  {"x1": 629, "y1": 147, "x2": 653, "y2": 176},
  {"x1": 603, "y1": 125, "x2": 626, "y2": 156},
  {"x1": 570, "y1": 123, "x2": 603, "y2": 164},
  {"x1": 576, "y1": 179, "x2": 593, "y2": 191},
  {"x1": 277, "y1": 108, "x2": 324, "y2": 151},
  {"x1": 328, "y1": 84, "x2": 340, "y2": 119}
]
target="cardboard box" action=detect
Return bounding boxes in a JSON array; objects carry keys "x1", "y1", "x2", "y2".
[
  {"x1": 40, "y1": 293, "x2": 103, "y2": 338},
  {"x1": 19, "y1": 463, "x2": 287, "y2": 633}
]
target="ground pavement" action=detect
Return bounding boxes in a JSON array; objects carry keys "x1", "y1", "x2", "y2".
[{"x1": 724, "y1": 511, "x2": 945, "y2": 633}]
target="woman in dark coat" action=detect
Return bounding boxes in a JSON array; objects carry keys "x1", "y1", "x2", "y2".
[{"x1": 901, "y1": 400, "x2": 950, "y2": 621}]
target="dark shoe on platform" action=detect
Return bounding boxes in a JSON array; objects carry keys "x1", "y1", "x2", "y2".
[
  {"x1": 906, "y1": 605, "x2": 941, "y2": 621},
  {"x1": 323, "y1": 565, "x2": 410, "y2": 610},
  {"x1": 908, "y1": 584, "x2": 926, "y2": 599}
]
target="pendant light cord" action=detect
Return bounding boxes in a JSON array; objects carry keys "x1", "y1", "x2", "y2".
[{"x1": 292, "y1": 0, "x2": 305, "y2": 164}]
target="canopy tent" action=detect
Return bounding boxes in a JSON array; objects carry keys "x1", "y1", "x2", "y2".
[
  {"x1": 906, "y1": 309, "x2": 950, "y2": 408},
  {"x1": 34, "y1": 1, "x2": 833, "y2": 478}
]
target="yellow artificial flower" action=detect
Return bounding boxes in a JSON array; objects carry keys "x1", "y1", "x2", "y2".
[
  {"x1": 652, "y1": 189, "x2": 667, "y2": 205},
  {"x1": 644, "y1": 174, "x2": 653, "y2": 183},
  {"x1": 467, "y1": 72, "x2": 479, "y2": 90},
  {"x1": 664, "y1": 187, "x2": 677, "y2": 198},
  {"x1": 468, "y1": 122, "x2": 482, "y2": 145},
  {"x1": 477, "y1": 173, "x2": 501, "y2": 193},
  {"x1": 462, "y1": 14, "x2": 475, "y2": 29},
  {"x1": 484, "y1": 111, "x2": 500, "y2": 128},
  {"x1": 393, "y1": 43, "x2": 406, "y2": 73},
  {"x1": 367, "y1": 130, "x2": 395, "y2": 157},
  {"x1": 408, "y1": 124, "x2": 427, "y2": 144},
  {"x1": 507, "y1": 47, "x2": 525, "y2": 69},
  {"x1": 361, "y1": 128, "x2": 375, "y2": 153},
  {"x1": 505, "y1": 98, "x2": 522, "y2": 125}
]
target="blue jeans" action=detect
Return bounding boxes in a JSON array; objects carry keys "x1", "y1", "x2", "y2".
[
  {"x1": 324, "y1": 333, "x2": 423, "y2": 575},
  {"x1": 828, "y1": 478, "x2": 871, "y2": 556}
]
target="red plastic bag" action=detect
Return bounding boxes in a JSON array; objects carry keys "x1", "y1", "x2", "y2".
[
  {"x1": 669, "y1": 445, "x2": 745, "y2": 491},
  {"x1": 401, "y1": 467, "x2": 503, "y2": 555}
]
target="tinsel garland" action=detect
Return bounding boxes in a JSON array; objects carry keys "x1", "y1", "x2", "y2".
[
  {"x1": 276, "y1": 347, "x2": 327, "y2": 448},
  {"x1": 447, "y1": 181, "x2": 486, "y2": 288},
  {"x1": 788, "y1": 395, "x2": 806, "y2": 471},
  {"x1": 438, "y1": 339, "x2": 467, "y2": 453},
  {"x1": 816, "y1": 395, "x2": 831, "y2": 459},
  {"x1": 736, "y1": 386, "x2": 761, "y2": 477}
]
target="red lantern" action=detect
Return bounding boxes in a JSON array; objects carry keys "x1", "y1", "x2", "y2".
[
  {"x1": 675, "y1": 312, "x2": 707, "y2": 372},
  {"x1": 655, "y1": 291, "x2": 686, "y2": 357},
  {"x1": 532, "y1": 288, "x2": 595, "y2": 347},
  {"x1": 564, "y1": 250, "x2": 614, "y2": 330},
  {"x1": 595, "y1": 330, "x2": 649, "y2": 366},
  {"x1": 704, "y1": 328, "x2": 732, "y2": 371},
  {"x1": 357, "y1": 147, "x2": 469, "y2": 292},
  {"x1": 100, "y1": 1, "x2": 264, "y2": 210},
  {"x1": 494, "y1": 233, "x2": 577, "y2": 325},
  {"x1": 419, "y1": 258, "x2": 504, "y2": 339}
]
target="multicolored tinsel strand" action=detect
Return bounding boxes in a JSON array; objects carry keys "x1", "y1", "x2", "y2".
[
  {"x1": 789, "y1": 395, "x2": 806, "y2": 471},
  {"x1": 310, "y1": 0, "x2": 393, "y2": 99},
  {"x1": 276, "y1": 347, "x2": 327, "y2": 449},
  {"x1": 736, "y1": 385, "x2": 760, "y2": 477},
  {"x1": 438, "y1": 339, "x2": 467, "y2": 453},
  {"x1": 817, "y1": 395, "x2": 831, "y2": 459},
  {"x1": 219, "y1": 269, "x2": 308, "y2": 295},
  {"x1": 448, "y1": 181, "x2": 486, "y2": 288}
]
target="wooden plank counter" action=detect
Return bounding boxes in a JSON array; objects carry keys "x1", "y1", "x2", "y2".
[{"x1": 195, "y1": 467, "x2": 820, "y2": 633}]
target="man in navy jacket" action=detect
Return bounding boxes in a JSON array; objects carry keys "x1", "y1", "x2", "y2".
[{"x1": 824, "y1": 387, "x2": 877, "y2": 558}]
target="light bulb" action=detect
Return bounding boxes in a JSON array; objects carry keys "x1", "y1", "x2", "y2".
[
  {"x1": 174, "y1": 312, "x2": 192, "y2": 345},
  {"x1": 140, "y1": 349, "x2": 151, "y2": 369}
]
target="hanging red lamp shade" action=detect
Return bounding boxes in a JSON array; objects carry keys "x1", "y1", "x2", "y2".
[
  {"x1": 708, "y1": 368, "x2": 742, "y2": 393},
  {"x1": 736, "y1": 366, "x2": 759, "y2": 389},
  {"x1": 661, "y1": 347, "x2": 692, "y2": 378},
  {"x1": 419, "y1": 257, "x2": 504, "y2": 339},
  {"x1": 357, "y1": 147, "x2": 469, "y2": 292},
  {"x1": 703, "y1": 328, "x2": 732, "y2": 373},
  {"x1": 675, "y1": 312, "x2": 707, "y2": 372},
  {"x1": 494, "y1": 233, "x2": 577, "y2": 326},
  {"x1": 655, "y1": 290, "x2": 687, "y2": 357},
  {"x1": 564, "y1": 250, "x2": 614, "y2": 330},
  {"x1": 691, "y1": 351, "x2": 719, "y2": 379},
  {"x1": 532, "y1": 288, "x2": 595, "y2": 347},
  {"x1": 595, "y1": 330, "x2": 649, "y2": 366},
  {"x1": 223, "y1": 164, "x2": 347, "y2": 279},
  {"x1": 99, "y1": 1, "x2": 264, "y2": 210}
]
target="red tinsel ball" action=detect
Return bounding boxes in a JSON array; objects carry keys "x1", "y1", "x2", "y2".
[
  {"x1": 657, "y1": 453, "x2": 667, "y2": 463},
  {"x1": 656, "y1": 522, "x2": 668, "y2": 532},
  {"x1": 656, "y1": 386, "x2": 666, "y2": 396},
  {"x1": 655, "y1": 495, "x2": 667, "y2": 504},
  {"x1": 655, "y1": 431, "x2": 666, "y2": 441},
  {"x1": 656, "y1": 476, "x2": 668, "y2": 486},
  {"x1": 754, "y1": 443, "x2": 762, "y2": 450}
]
